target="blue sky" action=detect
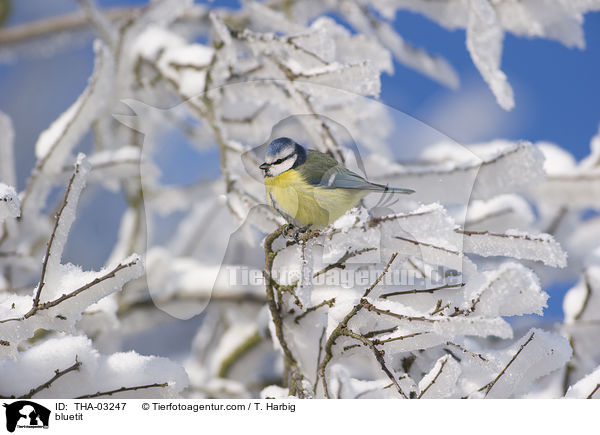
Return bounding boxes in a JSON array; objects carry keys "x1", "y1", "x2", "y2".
[
  {"x1": 2, "y1": 0, "x2": 599, "y2": 181},
  {"x1": 0, "y1": 1, "x2": 598, "y2": 319}
]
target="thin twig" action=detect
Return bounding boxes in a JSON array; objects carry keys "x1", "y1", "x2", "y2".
[
  {"x1": 32, "y1": 163, "x2": 82, "y2": 308},
  {"x1": 380, "y1": 282, "x2": 465, "y2": 299},
  {"x1": 294, "y1": 298, "x2": 335, "y2": 324},
  {"x1": 341, "y1": 328, "x2": 408, "y2": 399},
  {"x1": 478, "y1": 331, "x2": 535, "y2": 397},
  {"x1": 264, "y1": 225, "x2": 309, "y2": 398},
  {"x1": 574, "y1": 272, "x2": 593, "y2": 321},
  {"x1": 417, "y1": 357, "x2": 447, "y2": 399},
  {"x1": 0, "y1": 258, "x2": 139, "y2": 323},
  {"x1": 0, "y1": 358, "x2": 81, "y2": 399},
  {"x1": 586, "y1": 384, "x2": 600, "y2": 399},
  {"x1": 318, "y1": 253, "x2": 398, "y2": 398},
  {"x1": 74, "y1": 383, "x2": 168, "y2": 399}
]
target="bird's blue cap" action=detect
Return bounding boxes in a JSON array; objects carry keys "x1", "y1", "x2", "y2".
[{"x1": 266, "y1": 137, "x2": 296, "y2": 158}]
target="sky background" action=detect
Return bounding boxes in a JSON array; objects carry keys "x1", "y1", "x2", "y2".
[{"x1": 0, "y1": 0, "x2": 598, "y2": 321}]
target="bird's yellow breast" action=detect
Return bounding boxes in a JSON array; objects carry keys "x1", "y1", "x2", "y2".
[{"x1": 264, "y1": 169, "x2": 366, "y2": 227}]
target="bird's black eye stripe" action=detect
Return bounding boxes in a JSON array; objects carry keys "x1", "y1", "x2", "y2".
[{"x1": 269, "y1": 154, "x2": 294, "y2": 166}]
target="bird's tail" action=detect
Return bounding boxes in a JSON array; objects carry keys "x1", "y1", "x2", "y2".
[{"x1": 372, "y1": 182, "x2": 415, "y2": 194}]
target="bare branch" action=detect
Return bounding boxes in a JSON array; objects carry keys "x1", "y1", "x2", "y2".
[
  {"x1": 587, "y1": 384, "x2": 600, "y2": 399},
  {"x1": 294, "y1": 298, "x2": 336, "y2": 324},
  {"x1": 0, "y1": 7, "x2": 141, "y2": 45},
  {"x1": 341, "y1": 328, "x2": 408, "y2": 399},
  {"x1": 417, "y1": 356, "x2": 448, "y2": 399},
  {"x1": 380, "y1": 282, "x2": 465, "y2": 299},
  {"x1": 74, "y1": 383, "x2": 168, "y2": 399},
  {"x1": 574, "y1": 272, "x2": 593, "y2": 321},
  {"x1": 0, "y1": 358, "x2": 81, "y2": 400},
  {"x1": 33, "y1": 159, "x2": 86, "y2": 308},
  {"x1": 0, "y1": 257, "x2": 140, "y2": 323},
  {"x1": 318, "y1": 253, "x2": 398, "y2": 398},
  {"x1": 478, "y1": 331, "x2": 535, "y2": 397},
  {"x1": 264, "y1": 225, "x2": 309, "y2": 397}
]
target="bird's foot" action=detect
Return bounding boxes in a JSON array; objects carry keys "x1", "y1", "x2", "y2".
[{"x1": 284, "y1": 224, "x2": 316, "y2": 244}]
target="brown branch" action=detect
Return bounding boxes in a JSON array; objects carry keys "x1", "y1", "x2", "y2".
[
  {"x1": 0, "y1": 7, "x2": 143, "y2": 45},
  {"x1": 313, "y1": 326, "x2": 327, "y2": 395},
  {"x1": 544, "y1": 206, "x2": 568, "y2": 235},
  {"x1": 586, "y1": 384, "x2": 600, "y2": 399},
  {"x1": 221, "y1": 103, "x2": 267, "y2": 124},
  {"x1": 465, "y1": 207, "x2": 515, "y2": 227},
  {"x1": 456, "y1": 228, "x2": 554, "y2": 243},
  {"x1": 394, "y1": 235, "x2": 460, "y2": 256},
  {"x1": 380, "y1": 282, "x2": 465, "y2": 299},
  {"x1": 574, "y1": 272, "x2": 593, "y2": 321},
  {"x1": 0, "y1": 257, "x2": 139, "y2": 324},
  {"x1": 417, "y1": 356, "x2": 448, "y2": 399},
  {"x1": 264, "y1": 225, "x2": 309, "y2": 398},
  {"x1": 372, "y1": 331, "x2": 426, "y2": 346},
  {"x1": 313, "y1": 247, "x2": 375, "y2": 278},
  {"x1": 31, "y1": 162, "x2": 82, "y2": 309},
  {"x1": 430, "y1": 299, "x2": 450, "y2": 315},
  {"x1": 265, "y1": 55, "x2": 346, "y2": 162},
  {"x1": 360, "y1": 299, "x2": 436, "y2": 323},
  {"x1": 217, "y1": 331, "x2": 262, "y2": 378},
  {"x1": 294, "y1": 298, "x2": 335, "y2": 324},
  {"x1": 341, "y1": 328, "x2": 408, "y2": 399},
  {"x1": 380, "y1": 143, "x2": 525, "y2": 178},
  {"x1": 363, "y1": 327, "x2": 398, "y2": 338},
  {"x1": 367, "y1": 209, "x2": 437, "y2": 227},
  {"x1": 445, "y1": 342, "x2": 487, "y2": 362},
  {"x1": 318, "y1": 253, "x2": 398, "y2": 398},
  {"x1": 0, "y1": 358, "x2": 82, "y2": 399},
  {"x1": 74, "y1": 383, "x2": 168, "y2": 399},
  {"x1": 117, "y1": 291, "x2": 266, "y2": 315},
  {"x1": 30, "y1": 258, "x2": 139, "y2": 315},
  {"x1": 478, "y1": 331, "x2": 535, "y2": 397}
]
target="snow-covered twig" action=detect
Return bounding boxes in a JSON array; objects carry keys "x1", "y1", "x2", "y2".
[{"x1": 74, "y1": 383, "x2": 169, "y2": 399}]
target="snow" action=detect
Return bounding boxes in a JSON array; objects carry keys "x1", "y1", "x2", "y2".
[
  {"x1": 565, "y1": 365, "x2": 600, "y2": 398},
  {"x1": 464, "y1": 194, "x2": 534, "y2": 232},
  {"x1": 467, "y1": 0, "x2": 514, "y2": 111},
  {"x1": 43, "y1": 154, "x2": 90, "y2": 274},
  {"x1": 375, "y1": 20, "x2": 459, "y2": 88},
  {"x1": 418, "y1": 355, "x2": 461, "y2": 399},
  {"x1": 0, "y1": 335, "x2": 188, "y2": 398},
  {"x1": 0, "y1": 112, "x2": 16, "y2": 186},
  {"x1": 0, "y1": 183, "x2": 20, "y2": 222},
  {"x1": 461, "y1": 228, "x2": 567, "y2": 267},
  {"x1": 86, "y1": 146, "x2": 141, "y2": 191},
  {"x1": 470, "y1": 262, "x2": 548, "y2": 317},
  {"x1": 478, "y1": 328, "x2": 571, "y2": 399},
  {"x1": 370, "y1": 141, "x2": 545, "y2": 204},
  {"x1": 35, "y1": 41, "x2": 114, "y2": 173}
]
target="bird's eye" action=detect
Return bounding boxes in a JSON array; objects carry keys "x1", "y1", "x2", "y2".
[{"x1": 271, "y1": 154, "x2": 293, "y2": 166}]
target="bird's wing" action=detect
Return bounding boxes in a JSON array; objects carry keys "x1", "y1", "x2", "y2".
[
  {"x1": 301, "y1": 149, "x2": 414, "y2": 193},
  {"x1": 326, "y1": 167, "x2": 415, "y2": 193}
]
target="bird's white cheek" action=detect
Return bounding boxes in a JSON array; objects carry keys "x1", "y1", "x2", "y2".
[{"x1": 270, "y1": 155, "x2": 297, "y2": 176}]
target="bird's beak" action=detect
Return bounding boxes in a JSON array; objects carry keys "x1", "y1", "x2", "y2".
[{"x1": 259, "y1": 163, "x2": 269, "y2": 170}]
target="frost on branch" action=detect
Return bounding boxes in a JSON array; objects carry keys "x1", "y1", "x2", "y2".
[
  {"x1": 0, "y1": 156, "x2": 143, "y2": 360},
  {"x1": 368, "y1": 141, "x2": 546, "y2": 204},
  {"x1": 0, "y1": 336, "x2": 187, "y2": 399},
  {"x1": 0, "y1": 184, "x2": 20, "y2": 223},
  {"x1": 256, "y1": 199, "x2": 570, "y2": 398}
]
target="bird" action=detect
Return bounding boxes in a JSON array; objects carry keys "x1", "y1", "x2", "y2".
[{"x1": 259, "y1": 137, "x2": 414, "y2": 227}]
